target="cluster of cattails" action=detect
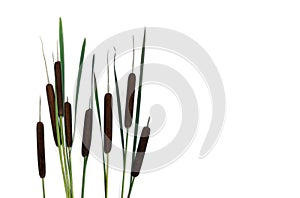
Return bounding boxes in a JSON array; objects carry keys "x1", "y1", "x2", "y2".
[{"x1": 36, "y1": 19, "x2": 151, "y2": 198}]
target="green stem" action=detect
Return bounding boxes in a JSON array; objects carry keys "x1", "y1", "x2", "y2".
[
  {"x1": 127, "y1": 177, "x2": 135, "y2": 198},
  {"x1": 60, "y1": 116, "x2": 70, "y2": 198},
  {"x1": 81, "y1": 157, "x2": 88, "y2": 198},
  {"x1": 105, "y1": 154, "x2": 109, "y2": 198},
  {"x1": 67, "y1": 148, "x2": 74, "y2": 198},
  {"x1": 121, "y1": 129, "x2": 129, "y2": 198},
  {"x1": 54, "y1": 69, "x2": 69, "y2": 198},
  {"x1": 94, "y1": 78, "x2": 108, "y2": 198},
  {"x1": 42, "y1": 178, "x2": 45, "y2": 198}
]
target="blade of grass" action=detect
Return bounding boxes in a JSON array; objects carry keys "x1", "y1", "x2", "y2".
[
  {"x1": 59, "y1": 17, "x2": 65, "y2": 104},
  {"x1": 113, "y1": 47, "x2": 124, "y2": 150},
  {"x1": 130, "y1": 27, "x2": 146, "y2": 182},
  {"x1": 94, "y1": 74, "x2": 108, "y2": 197},
  {"x1": 73, "y1": 38, "x2": 86, "y2": 143}
]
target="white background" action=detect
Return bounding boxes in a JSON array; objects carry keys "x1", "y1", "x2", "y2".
[{"x1": 1, "y1": 0, "x2": 300, "y2": 197}]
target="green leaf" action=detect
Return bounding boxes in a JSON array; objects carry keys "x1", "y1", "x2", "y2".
[
  {"x1": 132, "y1": 28, "x2": 146, "y2": 156},
  {"x1": 113, "y1": 48, "x2": 125, "y2": 150},
  {"x1": 59, "y1": 17, "x2": 65, "y2": 103},
  {"x1": 73, "y1": 38, "x2": 86, "y2": 143}
]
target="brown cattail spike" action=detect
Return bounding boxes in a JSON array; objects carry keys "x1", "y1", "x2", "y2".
[
  {"x1": 37, "y1": 121, "x2": 46, "y2": 178},
  {"x1": 82, "y1": 109, "x2": 93, "y2": 157},
  {"x1": 124, "y1": 73, "x2": 136, "y2": 128},
  {"x1": 131, "y1": 120, "x2": 151, "y2": 177},
  {"x1": 124, "y1": 37, "x2": 136, "y2": 128},
  {"x1": 64, "y1": 98, "x2": 72, "y2": 147},
  {"x1": 104, "y1": 93, "x2": 113, "y2": 153},
  {"x1": 37, "y1": 99, "x2": 46, "y2": 178},
  {"x1": 54, "y1": 61, "x2": 63, "y2": 116},
  {"x1": 46, "y1": 84, "x2": 59, "y2": 146}
]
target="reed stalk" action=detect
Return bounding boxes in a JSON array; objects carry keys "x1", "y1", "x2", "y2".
[{"x1": 94, "y1": 74, "x2": 108, "y2": 197}]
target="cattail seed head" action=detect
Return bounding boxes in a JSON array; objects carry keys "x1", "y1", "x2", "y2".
[
  {"x1": 46, "y1": 84, "x2": 59, "y2": 146},
  {"x1": 124, "y1": 73, "x2": 136, "y2": 128},
  {"x1": 64, "y1": 100, "x2": 72, "y2": 147},
  {"x1": 104, "y1": 93, "x2": 113, "y2": 153},
  {"x1": 82, "y1": 109, "x2": 93, "y2": 157},
  {"x1": 54, "y1": 61, "x2": 63, "y2": 116},
  {"x1": 37, "y1": 121, "x2": 46, "y2": 178},
  {"x1": 131, "y1": 125, "x2": 150, "y2": 177}
]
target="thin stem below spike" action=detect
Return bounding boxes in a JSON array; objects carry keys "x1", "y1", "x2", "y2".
[
  {"x1": 57, "y1": 40, "x2": 59, "y2": 62},
  {"x1": 39, "y1": 96, "x2": 41, "y2": 122},
  {"x1": 132, "y1": 35, "x2": 135, "y2": 73},
  {"x1": 147, "y1": 116, "x2": 151, "y2": 127},
  {"x1": 52, "y1": 52, "x2": 55, "y2": 65},
  {"x1": 107, "y1": 50, "x2": 110, "y2": 93},
  {"x1": 40, "y1": 37, "x2": 50, "y2": 84}
]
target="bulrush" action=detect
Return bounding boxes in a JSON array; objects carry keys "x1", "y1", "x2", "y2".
[
  {"x1": 81, "y1": 108, "x2": 93, "y2": 157},
  {"x1": 37, "y1": 111, "x2": 46, "y2": 178},
  {"x1": 40, "y1": 38, "x2": 58, "y2": 146},
  {"x1": 54, "y1": 61, "x2": 64, "y2": 116},
  {"x1": 64, "y1": 98, "x2": 72, "y2": 147},
  {"x1": 131, "y1": 117, "x2": 151, "y2": 177},
  {"x1": 36, "y1": 97, "x2": 46, "y2": 198},
  {"x1": 104, "y1": 51, "x2": 113, "y2": 154},
  {"x1": 124, "y1": 36, "x2": 136, "y2": 128}
]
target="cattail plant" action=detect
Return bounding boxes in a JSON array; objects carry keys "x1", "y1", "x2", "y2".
[
  {"x1": 124, "y1": 36, "x2": 136, "y2": 128},
  {"x1": 128, "y1": 118, "x2": 151, "y2": 198},
  {"x1": 54, "y1": 60, "x2": 64, "y2": 116},
  {"x1": 81, "y1": 54, "x2": 95, "y2": 198},
  {"x1": 104, "y1": 51, "x2": 113, "y2": 154},
  {"x1": 120, "y1": 37, "x2": 136, "y2": 198},
  {"x1": 36, "y1": 97, "x2": 46, "y2": 198},
  {"x1": 131, "y1": 117, "x2": 151, "y2": 178},
  {"x1": 64, "y1": 98, "x2": 72, "y2": 147},
  {"x1": 36, "y1": 20, "x2": 154, "y2": 198},
  {"x1": 128, "y1": 27, "x2": 147, "y2": 196},
  {"x1": 40, "y1": 38, "x2": 59, "y2": 146},
  {"x1": 103, "y1": 51, "x2": 113, "y2": 198}
]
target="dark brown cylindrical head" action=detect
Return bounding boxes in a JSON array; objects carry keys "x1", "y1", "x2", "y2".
[
  {"x1": 82, "y1": 109, "x2": 93, "y2": 157},
  {"x1": 124, "y1": 73, "x2": 136, "y2": 128},
  {"x1": 104, "y1": 93, "x2": 112, "y2": 153},
  {"x1": 64, "y1": 101, "x2": 72, "y2": 147},
  {"x1": 54, "y1": 61, "x2": 63, "y2": 116},
  {"x1": 37, "y1": 121, "x2": 46, "y2": 178},
  {"x1": 131, "y1": 126, "x2": 150, "y2": 177},
  {"x1": 46, "y1": 84, "x2": 59, "y2": 146}
]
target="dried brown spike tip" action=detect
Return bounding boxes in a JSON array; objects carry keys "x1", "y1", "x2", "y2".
[
  {"x1": 54, "y1": 61, "x2": 63, "y2": 116},
  {"x1": 104, "y1": 93, "x2": 113, "y2": 153},
  {"x1": 82, "y1": 109, "x2": 93, "y2": 157},
  {"x1": 46, "y1": 84, "x2": 59, "y2": 146},
  {"x1": 124, "y1": 73, "x2": 136, "y2": 128},
  {"x1": 131, "y1": 125, "x2": 150, "y2": 177},
  {"x1": 64, "y1": 100, "x2": 72, "y2": 147},
  {"x1": 37, "y1": 121, "x2": 46, "y2": 178}
]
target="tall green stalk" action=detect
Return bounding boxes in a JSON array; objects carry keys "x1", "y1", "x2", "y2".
[
  {"x1": 121, "y1": 129, "x2": 129, "y2": 198},
  {"x1": 94, "y1": 75, "x2": 108, "y2": 197},
  {"x1": 81, "y1": 157, "x2": 88, "y2": 198},
  {"x1": 127, "y1": 177, "x2": 135, "y2": 198},
  {"x1": 42, "y1": 178, "x2": 46, "y2": 198}
]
